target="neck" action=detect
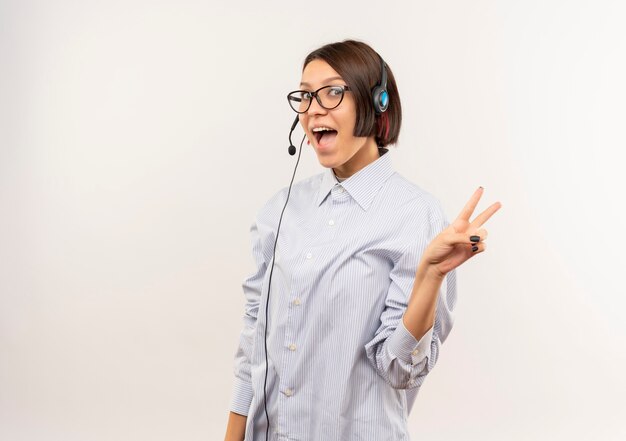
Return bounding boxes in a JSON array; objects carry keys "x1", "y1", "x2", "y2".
[{"x1": 333, "y1": 137, "x2": 380, "y2": 180}]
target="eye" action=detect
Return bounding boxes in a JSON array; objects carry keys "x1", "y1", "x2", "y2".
[
  {"x1": 328, "y1": 86, "x2": 344, "y2": 96},
  {"x1": 301, "y1": 91, "x2": 312, "y2": 100}
]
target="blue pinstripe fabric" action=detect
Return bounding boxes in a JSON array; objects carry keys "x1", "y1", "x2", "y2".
[{"x1": 230, "y1": 149, "x2": 458, "y2": 441}]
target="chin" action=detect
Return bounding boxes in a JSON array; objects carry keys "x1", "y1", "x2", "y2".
[
  {"x1": 315, "y1": 153, "x2": 341, "y2": 169},
  {"x1": 316, "y1": 158, "x2": 336, "y2": 169}
]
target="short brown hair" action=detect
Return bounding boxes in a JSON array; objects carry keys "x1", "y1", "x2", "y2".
[{"x1": 303, "y1": 39, "x2": 402, "y2": 147}]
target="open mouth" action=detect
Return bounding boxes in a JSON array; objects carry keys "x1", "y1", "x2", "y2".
[{"x1": 313, "y1": 128, "x2": 338, "y2": 147}]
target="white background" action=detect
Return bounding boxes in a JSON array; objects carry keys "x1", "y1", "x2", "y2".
[{"x1": 1, "y1": 0, "x2": 625, "y2": 440}]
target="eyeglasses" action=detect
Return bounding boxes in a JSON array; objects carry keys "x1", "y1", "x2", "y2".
[{"x1": 287, "y1": 85, "x2": 351, "y2": 114}]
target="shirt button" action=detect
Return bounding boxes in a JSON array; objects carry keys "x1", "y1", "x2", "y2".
[
  {"x1": 285, "y1": 388, "x2": 293, "y2": 397},
  {"x1": 306, "y1": 252, "x2": 312, "y2": 259},
  {"x1": 293, "y1": 298, "x2": 301, "y2": 306},
  {"x1": 411, "y1": 349, "x2": 419, "y2": 356},
  {"x1": 338, "y1": 187, "x2": 344, "y2": 193},
  {"x1": 288, "y1": 344, "x2": 296, "y2": 351},
  {"x1": 328, "y1": 219, "x2": 335, "y2": 226},
  {"x1": 409, "y1": 379, "x2": 417, "y2": 387}
]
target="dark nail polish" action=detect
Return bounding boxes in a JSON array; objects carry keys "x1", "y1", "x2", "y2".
[
  {"x1": 470, "y1": 235, "x2": 480, "y2": 243},
  {"x1": 472, "y1": 245, "x2": 478, "y2": 252}
]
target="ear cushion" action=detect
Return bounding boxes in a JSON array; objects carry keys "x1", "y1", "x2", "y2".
[
  {"x1": 372, "y1": 86, "x2": 389, "y2": 114},
  {"x1": 372, "y1": 56, "x2": 389, "y2": 114}
]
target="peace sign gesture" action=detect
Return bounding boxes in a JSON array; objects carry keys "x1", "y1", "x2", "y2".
[{"x1": 423, "y1": 187, "x2": 502, "y2": 277}]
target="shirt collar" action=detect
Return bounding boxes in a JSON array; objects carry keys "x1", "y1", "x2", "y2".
[{"x1": 316, "y1": 148, "x2": 395, "y2": 211}]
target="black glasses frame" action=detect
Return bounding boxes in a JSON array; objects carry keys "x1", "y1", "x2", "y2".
[{"x1": 287, "y1": 85, "x2": 351, "y2": 114}]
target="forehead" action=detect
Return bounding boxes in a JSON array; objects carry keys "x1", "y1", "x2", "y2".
[{"x1": 300, "y1": 59, "x2": 344, "y2": 87}]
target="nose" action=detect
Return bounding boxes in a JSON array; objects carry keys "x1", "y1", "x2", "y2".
[{"x1": 306, "y1": 95, "x2": 327, "y2": 117}]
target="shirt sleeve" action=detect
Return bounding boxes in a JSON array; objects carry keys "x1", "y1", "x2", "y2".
[
  {"x1": 364, "y1": 200, "x2": 458, "y2": 390},
  {"x1": 229, "y1": 217, "x2": 266, "y2": 416},
  {"x1": 229, "y1": 189, "x2": 287, "y2": 416}
]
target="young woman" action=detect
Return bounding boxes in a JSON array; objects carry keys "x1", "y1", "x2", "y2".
[{"x1": 224, "y1": 39, "x2": 501, "y2": 441}]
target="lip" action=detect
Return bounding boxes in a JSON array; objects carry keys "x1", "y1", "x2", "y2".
[{"x1": 309, "y1": 123, "x2": 337, "y2": 131}]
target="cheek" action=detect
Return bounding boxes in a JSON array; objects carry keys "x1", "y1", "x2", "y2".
[
  {"x1": 337, "y1": 110, "x2": 357, "y2": 138},
  {"x1": 299, "y1": 114, "x2": 308, "y2": 129}
]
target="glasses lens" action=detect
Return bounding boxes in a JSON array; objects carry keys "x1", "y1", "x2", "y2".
[
  {"x1": 288, "y1": 91, "x2": 310, "y2": 113},
  {"x1": 318, "y1": 86, "x2": 344, "y2": 109}
]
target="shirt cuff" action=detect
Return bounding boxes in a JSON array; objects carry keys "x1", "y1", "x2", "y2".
[
  {"x1": 229, "y1": 377, "x2": 254, "y2": 416},
  {"x1": 387, "y1": 318, "x2": 434, "y2": 366}
]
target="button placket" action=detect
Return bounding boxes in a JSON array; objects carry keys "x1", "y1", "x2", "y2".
[
  {"x1": 279, "y1": 300, "x2": 297, "y2": 434},
  {"x1": 326, "y1": 189, "x2": 345, "y2": 242}
]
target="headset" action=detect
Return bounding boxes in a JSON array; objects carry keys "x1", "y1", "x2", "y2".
[
  {"x1": 372, "y1": 55, "x2": 389, "y2": 115},
  {"x1": 262, "y1": 53, "x2": 390, "y2": 440}
]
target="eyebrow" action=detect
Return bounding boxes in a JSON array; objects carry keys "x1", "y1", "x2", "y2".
[{"x1": 299, "y1": 76, "x2": 344, "y2": 87}]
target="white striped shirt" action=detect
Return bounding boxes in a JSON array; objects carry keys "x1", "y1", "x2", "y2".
[{"x1": 230, "y1": 149, "x2": 457, "y2": 440}]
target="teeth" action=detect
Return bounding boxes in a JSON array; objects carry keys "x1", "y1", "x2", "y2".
[{"x1": 312, "y1": 127, "x2": 334, "y2": 132}]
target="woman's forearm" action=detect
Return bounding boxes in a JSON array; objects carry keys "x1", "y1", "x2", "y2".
[
  {"x1": 224, "y1": 411, "x2": 247, "y2": 441},
  {"x1": 402, "y1": 262, "x2": 445, "y2": 342}
]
